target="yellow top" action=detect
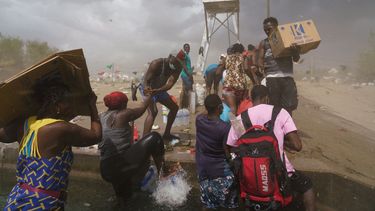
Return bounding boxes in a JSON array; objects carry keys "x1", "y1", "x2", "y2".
[{"x1": 19, "y1": 116, "x2": 63, "y2": 158}]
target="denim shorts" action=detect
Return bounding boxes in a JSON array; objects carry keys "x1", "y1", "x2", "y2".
[{"x1": 139, "y1": 83, "x2": 170, "y2": 102}]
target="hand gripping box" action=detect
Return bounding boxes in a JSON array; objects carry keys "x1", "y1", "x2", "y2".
[
  {"x1": 0, "y1": 49, "x2": 92, "y2": 127},
  {"x1": 269, "y1": 19, "x2": 321, "y2": 58}
]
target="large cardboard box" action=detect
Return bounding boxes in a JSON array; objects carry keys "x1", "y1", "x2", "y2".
[
  {"x1": 0, "y1": 49, "x2": 92, "y2": 127},
  {"x1": 269, "y1": 19, "x2": 321, "y2": 58}
]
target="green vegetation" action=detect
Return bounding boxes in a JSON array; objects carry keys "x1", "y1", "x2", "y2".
[
  {"x1": 0, "y1": 33, "x2": 58, "y2": 80},
  {"x1": 358, "y1": 31, "x2": 375, "y2": 82}
]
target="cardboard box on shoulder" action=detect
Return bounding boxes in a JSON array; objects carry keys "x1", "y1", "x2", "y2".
[
  {"x1": 0, "y1": 49, "x2": 92, "y2": 127},
  {"x1": 269, "y1": 19, "x2": 321, "y2": 58}
]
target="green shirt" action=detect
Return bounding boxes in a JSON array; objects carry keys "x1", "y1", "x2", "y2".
[{"x1": 180, "y1": 51, "x2": 192, "y2": 78}]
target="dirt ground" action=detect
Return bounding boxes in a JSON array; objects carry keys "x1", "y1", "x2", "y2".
[
  {"x1": 291, "y1": 81, "x2": 375, "y2": 186},
  {"x1": 86, "y1": 79, "x2": 375, "y2": 187}
]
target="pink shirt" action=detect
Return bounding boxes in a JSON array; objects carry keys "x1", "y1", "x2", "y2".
[{"x1": 226, "y1": 104, "x2": 297, "y2": 172}]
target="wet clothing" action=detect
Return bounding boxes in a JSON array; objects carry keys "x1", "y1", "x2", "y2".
[
  {"x1": 99, "y1": 111, "x2": 132, "y2": 160},
  {"x1": 267, "y1": 77, "x2": 298, "y2": 111},
  {"x1": 100, "y1": 128, "x2": 164, "y2": 200},
  {"x1": 263, "y1": 38, "x2": 293, "y2": 77},
  {"x1": 223, "y1": 54, "x2": 248, "y2": 90},
  {"x1": 5, "y1": 117, "x2": 72, "y2": 211},
  {"x1": 199, "y1": 163, "x2": 238, "y2": 209}
]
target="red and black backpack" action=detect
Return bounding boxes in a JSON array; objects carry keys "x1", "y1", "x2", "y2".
[{"x1": 232, "y1": 107, "x2": 293, "y2": 211}]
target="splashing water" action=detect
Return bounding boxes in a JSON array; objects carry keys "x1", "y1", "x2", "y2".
[{"x1": 152, "y1": 168, "x2": 192, "y2": 208}]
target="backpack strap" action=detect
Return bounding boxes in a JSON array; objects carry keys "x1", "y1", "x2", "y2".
[
  {"x1": 240, "y1": 110, "x2": 252, "y2": 130},
  {"x1": 268, "y1": 106, "x2": 282, "y2": 131}
]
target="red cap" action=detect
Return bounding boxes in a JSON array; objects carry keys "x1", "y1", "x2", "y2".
[
  {"x1": 104, "y1": 91, "x2": 128, "y2": 110},
  {"x1": 176, "y1": 50, "x2": 185, "y2": 61}
]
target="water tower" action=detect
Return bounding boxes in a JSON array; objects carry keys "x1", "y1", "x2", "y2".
[{"x1": 196, "y1": 0, "x2": 240, "y2": 73}]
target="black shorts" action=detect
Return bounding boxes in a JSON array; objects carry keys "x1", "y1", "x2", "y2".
[
  {"x1": 100, "y1": 132, "x2": 164, "y2": 198},
  {"x1": 266, "y1": 77, "x2": 298, "y2": 111},
  {"x1": 290, "y1": 170, "x2": 313, "y2": 194},
  {"x1": 277, "y1": 171, "x2": 313, "y2": 211}
]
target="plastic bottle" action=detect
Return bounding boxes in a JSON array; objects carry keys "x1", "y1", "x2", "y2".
[
  {"x1": 140, "y1": 165, "x2": 158, "y2": 193},
  {"x1": 185, "y1": 109, "x2": 190, "y2": 126},
  {"x1": 196, "y1": 83, "x2": 205, "y2": 106},
  {"x1": 162, "y1": 105, "x2": 169, "y2": 124},
  {"x1": 229, "y1": 113, "x2": 245, "y2": 137},
  {"x1": 174, "y1": 110, "x2": 182, "y2": 127},
  {"x1": 189, "y1": 91, "x2": 196, "y2": 114},
  {"x1": 180, "y1": 109, "x2": 185, "y2": 126}
]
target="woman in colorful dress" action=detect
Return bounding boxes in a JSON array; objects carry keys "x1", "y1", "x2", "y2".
[
  {"x1": 0, "y1": 77, "x2": 101, "y2": 210},
  {"x1": 222, "y1": 43, "x2": 258, "y2": 115}
]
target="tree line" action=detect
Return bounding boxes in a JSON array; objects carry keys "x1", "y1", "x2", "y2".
[{"x1": 0, "y1": 33, "x2": 58, "y2": 80}]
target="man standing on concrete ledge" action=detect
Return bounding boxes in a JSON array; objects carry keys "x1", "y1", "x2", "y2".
[
  {"x1": 179, "y1": 43, "x2": 194, "y2": 109},
  {"x1": 258, "y1": 17, "x2": 301, "y2": 115},
  {"x1": 135, "y1": 50, "x2": 190, "y2": 142}
]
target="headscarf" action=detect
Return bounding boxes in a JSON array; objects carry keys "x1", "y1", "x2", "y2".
[{"x1": 103, "y1": 91, "x2": 128, "y2": 110}]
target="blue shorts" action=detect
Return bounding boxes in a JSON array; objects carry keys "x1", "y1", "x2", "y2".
[
  {"x1": 139, "y1": 84, "x2": 170, "y2": 102},
  {"x1": 199, "y1": 169, "x2": 239, "y2": 209}
]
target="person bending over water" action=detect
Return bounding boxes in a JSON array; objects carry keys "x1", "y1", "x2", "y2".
[
  {"x1": 99, "y1": 91, "x2": 164, "y2": 207},
  {"x1": 0, "y1": 77, "x2": 101, "y2": 210}
]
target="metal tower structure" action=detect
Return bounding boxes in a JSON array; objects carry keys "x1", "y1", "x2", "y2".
[{"x1": 196, "y1": 0, "x2": 240, "y2": 73}]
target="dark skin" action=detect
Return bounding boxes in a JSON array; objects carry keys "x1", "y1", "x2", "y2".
[
  {"x1": 0, "y1": 92, "x2": 101, "y2": 158},
  {"x1": 104, "y1": 95, "x2": 163, "y2": 173},
  {"x1": 224, "y1": 52, "x2": 255, "y2": 115},
  {"x1": 228, "y1": 95, "x2": 315, "y2": 211},
  {"x1": 203, "y1": 104, "x2": 237, "y2": 211},
  {"x1": 205, "y1": 63, "x2": 224, "y2": 96},
  {"x1": 258, "y1": 21, "x2": 301, "y2": 73},
  {"x1": 182, "y1": 44, "x2": 194, "y2": 82},
  {"x1": 140, "y1": 55, "x2": 189, "y2": 141},
  {"x1": 180, "y1": 44, "x2": 194, "y2": 108},
  {"x1": 258, "y1": 21, "x2": 301, "y2": 116},
  {"x1": 245, "y1": 47, "x2": 261, "y2": 85}
]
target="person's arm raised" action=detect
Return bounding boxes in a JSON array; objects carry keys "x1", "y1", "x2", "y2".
[
  {"x1": 290, "y1": 43, "x2": 301, "y2": 63},
  {"x1": 63, "y1": 92, "x2": 102, "y2": 147},
  {"x1": 121, "y1": 94, "x2": 153, "y2": 122}
]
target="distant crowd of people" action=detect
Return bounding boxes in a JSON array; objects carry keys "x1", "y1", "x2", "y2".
[{"x1": 0, "y1": 17, "x2": 315, "y2": 211}]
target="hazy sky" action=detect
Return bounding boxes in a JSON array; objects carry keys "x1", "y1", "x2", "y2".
[{"x1": 1, "y1": 0, "x2": 375, "y2": 74}]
